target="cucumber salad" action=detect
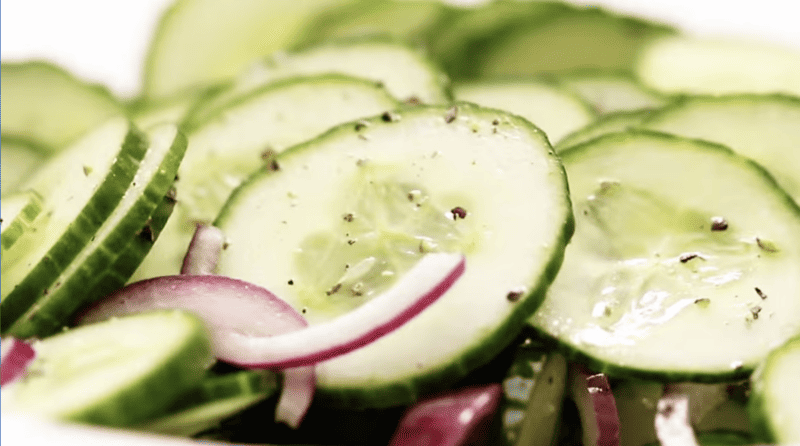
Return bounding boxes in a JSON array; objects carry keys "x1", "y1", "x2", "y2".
[{"x1": 3, "y1": 1, "x2": 800, "y2": 445}]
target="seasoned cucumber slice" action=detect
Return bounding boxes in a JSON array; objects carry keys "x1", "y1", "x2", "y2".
[
  {"x1": 529, "y1": 131, "x2": 800, "y2": 381},
  {"x1": 556, "y1": 108, "x2": 655, "y2": 152},
  {"x1": 188, "y1": 39, "x2": 449, "y2": 125},
  {"x1": 477, "y1": 8, "x2": 676, "y2": 78},
  {"x1": 1, "y1": 310, "x2": 213, "y2": 427},
  {"x1": 137, "y1": 369, "x2": 278, "y2": 437},
  {"x1": 635, "y1": 36, "x2": 800, "y2": 96},
  {"x1": 453, "y1": 79, "x2": 595, "y2": 144},
  {"x1": 1, "y1": 191, "x2": 45, "y2": 264},
  {"x1": 749, "y1": 335, "x2": 800, "y2": 443},
  {"x1": 1, "y1": 118, "x2": 148, "y2": 333},
  {"x1": 1, "y1": 62, "x2": 125, "y2": 151},
  {"x1": 555, "y1": 69, "x2": 668, "y2": 115},
  {"x1": 133, "y1": 75, "x2": 401, "y2": 280},
  {"x1": 639, "y1": 94, "x2": 800, "y2": 205},
  {"x1": 7, "y1": 124, "x2": 187, "y2": 338},
  {"x1": 295, "y1": 0, "x2": 455, "y2": 48},
  {"x1": 0, "y1": 136, "x2": 49, "y2": 194},
  {"x1": 214, "y1": 103, "x2": 573, "y2": 407},
  {"x1": 143, "y1": 0, "x2": 348, "y2": 98}
]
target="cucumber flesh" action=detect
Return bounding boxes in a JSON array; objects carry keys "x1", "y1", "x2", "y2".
[
  {"x1": 453, "y1": 79, "x2": 595, "y2": 144},
  {"x1": 1, "y1": 310, "x2": 213, "y2": 427},
  {"x1": 530, "y1": 131, "x2": 800, "y2": 381},
  {"x1": 0, "y1": 136, "x2": 49, "y2": 194},
  {"x1": 640, "y1": 94, "x2": 800, "y2": 205},
  {"x1": 749, "y1": 335, "x2": 800, "y2": 443},
  {"x1": 133, "y1": 75, "x2": 400, "y2": 280},
  {"x1": 556, "y1": 109, "x2": 654, "y2": 153},
  {"x1": 1, "y1": 118, "x2": 148, "y2": 333},
  {"x1": 214, "y1": 103, "x2": 573, "y2": 407},
  {"x1": 556, "y1": 69, "x2": 668, "y2": 115},
  {"x1": 1, "y1": 191, "x2": 46, "y2": 268},
  {"x1": 7, "y1": 124, "x2": 187, "y2": 338},
  {"x1": 1, "y1": 61, "x2": 125, "y2": 151}
]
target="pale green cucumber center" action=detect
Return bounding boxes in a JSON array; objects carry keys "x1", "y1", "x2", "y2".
[
  {"x1": 576, "y1": 180, "x2": 769, "y2": 333},
  {"x1": 294, "y1": 162, "x2": 473, "y2": 317}
]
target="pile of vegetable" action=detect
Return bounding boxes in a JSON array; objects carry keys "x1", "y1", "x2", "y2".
[{"x1": 2, "y1": 0, "x2": 800, "y2": 445}]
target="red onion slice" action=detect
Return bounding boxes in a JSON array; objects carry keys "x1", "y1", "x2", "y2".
[
  {"x1": 655, "y1": 391, "x2": 700, "y2": 446},
  {"x1": 226, "y1": 252, "x2": 465, "y2": 368},
  {"x1": 389, "y1": 383, "x2": 503, "y2": 446},
  {"x1": 180, "y1": 223, "x2": 225, "y2": 275},
  {"x1": 1, "y1": 337, "x2": 37, "y2": 386},
  {"x1": 569, "y1": 365, "x2": 620, "y2": 446}
]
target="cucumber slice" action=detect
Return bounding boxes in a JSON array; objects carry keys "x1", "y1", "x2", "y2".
[
  {"x1": 635, "y1": 36, "x2": 800, "y2": 96},
  {"x1": 613, "y1": 379, "x2": 663, "y2": 446},
  {"x1": 453, "y1": 79, "x2": 596, "y2": 144},
  {"x1": 555, "y1": 69, "x2": 668, "y2": 115},
  {"x1": 477, "y1": 8, "x2": 676, "y2": 78},
  {"x1": 556, "y1": 109, "x2": 655, "y2": 152},
  {"x1": 187, "y1": 39, "x2": 449, "y2": 125},
  {"x1": 1, "y1": 62, "x2": 125, "y2": 151},
  {"x1": 639, "y1": 94, "x2": 800, "y2": 205},
  {"x1": 749, "y1": 334, "x2": 800, "y2": 443},
  {"x1": 295, "y1": 0, "x2": 455, "y2": 48},
  {"x1": 6, "y1": 124, "x2": 187, "y2": 338},
  {"x1": 137, "y1": 369, "x2": 278, "y2": 437},
  {"x1": 427, "y1": 1, "x2": 573, "y2": 79},
  {"x1": 1, "y1": 191, "x2": 46, "y2": 266},
  {"x1": 529, "y1": 131, "x2": 800, "y2": 381},
  {"x1": 214, "y1": 103, "x2": 573, "y2": 407},
  {"x1": 143, "y1": 0, "x2": 348, "y2": 98},
  {"x1": 133, "y1": 75, "x2": 401, "y2": 280},
  {"x1": 1, "y1": 310, "x2": 213, "y2": 427},
  {"x1": 0, "y1": 136, "x2": 49, "y2": 194},
  {"x1": 1, "y1": 118, "x2": 149, "y2": 333}
]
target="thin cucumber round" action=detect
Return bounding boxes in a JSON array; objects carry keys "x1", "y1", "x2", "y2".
[
  {"x1": 0, "y1": 135, "x2": 49, "y2": 194},
  {"x1": 1, "y1": 61, "x2": 125, "y2": 151},
  {"x1": 529, "y1": 131, "x2": 800, "y2": 381},
  {"x1": 556, "y1": 108, "x2": 654, "y2": 153},
  {"x1": 214, "y1": 103, "x2": 573, "y2": 407},
  {"x1": 133, "y1": 75, "x2": 401, "y2": 280},
  {"x1": 639, "y1": 94, "x2": 800, "y2": 205},
  {"x1": 555, "y1": 69, "x2": 668, "y2": 115},
  {"x1": 1, "y1": 310, "x2": 213, "y2": 427},
  {"x1": 6, "y1": 124, "x2": 187, "y2": 338},
  {"x1": 1, "y1": 118, "x2": 148, "y2": 333},
  {"x1": 748, "y1": 335, "x2": 800, "y2": 443},
  {"x1": 1, "y1": 190, "x2": 46, "y2": 268},
  {"x1": 453, "y1": 78, "x2": 596, "y2": 144}
]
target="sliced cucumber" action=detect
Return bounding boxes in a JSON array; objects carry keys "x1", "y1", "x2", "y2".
[
  {"x1": 1, "y1": 191, "x2": 46, "y2": 267},
  {"x1": 214, "y1": 103, "x2": 573, "y2": 407},
  {"x1": 295, "y1": 0, "x2": 455, "y2": 48},
  {"x1": 137, "y1": 369, "x2": 278, "y2": 437},
  {"x1": 555, "y1": 69, "x2": 668, "y2": 115},
  {"x1": 1, "y1": 61, "x2": 125, "y2": 151},
  {"x1": 187, "y1": 39, "x2": 449, "y2": 125},
  {"x1": 1, "y1": 118, "x2": 148, "y2": 333},
  {"x1": 749, "y1": 334, "x2": 800, "y2": 443},
  {"x1": 529, "y1": 131, "x2": 800, "y2": 381},
  {"x1": 635, "y1": 36, "x2": 800, "y2": 96},
  {"x1": 133, "y1": 75, "x2": 401, "y2": 280},
  {"x1": 143, "y1": 0, "x2": 349, "y2": 98},
  {"x1": 427, "y1": 1, "x2": 573, "y2": 79},
  {"x1": 639, "y1": 94, "x2": 800, "y2": 205},
  {"x1": 477, "y1": 7, "x2": 676, "y2": 78},
  {"x1": 556, "y1": 109, "x2": 655, "y2": 152},
  {"x1": 453, "y1": 78, "x2": 596, "y2": 144},
  {"x1": 0, "y1": 135, "x2": 49, "y2": 194},
  {"x1": 1, "y1": 310, "x2": 213, "y2": 427},
  {"x1": 7, "y1": 124, "x2": 187, "y2": 338},
  {"x1": 613, "y1": 379, "x2": 663, "y2": 446}
]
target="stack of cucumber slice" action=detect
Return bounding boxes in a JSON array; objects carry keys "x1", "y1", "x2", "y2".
[{"x1": 3, "y1": 0, "x2": 800, "y2": 445}]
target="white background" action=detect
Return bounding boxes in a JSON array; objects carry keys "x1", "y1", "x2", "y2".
[{"x1": 2, "y1": 0, "x2": 800, "y2": 99}]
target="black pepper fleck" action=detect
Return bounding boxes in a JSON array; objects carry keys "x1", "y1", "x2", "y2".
[
  {"x1": 343, "y1": 213, "x2": 354, "y2": 222},
  {"x1": 288, "y1": 280, "x2": 294, "y2": 285},
  {"x1": 750, "y1": 306, "x2": 762, "y2": 319},
  {"x1": 326, "y1": 283, "x2": 342, "y2": 296},
  {"x1": 381, "y1": 111, "x2": 398, "y2": 123},
  {"x1": 680, "y1": 252, "x2": 701, "y2": 263},
  {"x1": 451, "y1": 206, "x2": 467, "y2": 220},
  {"x1": 710, "y1": 216, "x2": 728, "y2": 231},
  {"x1": 347, "y1": 239, "x2": 356, "y2": 245},
  {"x1": 506, "y1": 290, "x2": 523, "y2": 302},
  {"x1": 136, "y1": 220, "x2": 155, "y2": 242},
  {"x1": 405, "y1": 96, "x2": 422, "y2": 106},
  {"x1": 354, "y1": 121, "x2": 368, "y2": 131},
  {"x1": 755, "y1": 287, "x2": 767, "y2": 300},
  {"x1": 444, "y1": 106, "x2": 458, "y2": 123}
]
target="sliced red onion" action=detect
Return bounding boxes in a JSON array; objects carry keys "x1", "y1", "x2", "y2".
[
  {"x1": 225, "y1": 252, "x2": 465, "y2": 368},
  {"x1": 76, "y1": 274, "x2": 313, "y2": 428},
  {"x1": 389, "y1": 383, "x2": 503, "y2": 446},
  {"x1": 569, "y1": 365, "x2": 620, "y2": 446},
  {"x1": 655, "y1": 391, "x2": 700, "y2": 446},
  {"x1": 1, "y1": 337, "x2": 36, "y2": 386},
  {"x1": 180, "y1": 223, "x2": 225, "y2": 275}
]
